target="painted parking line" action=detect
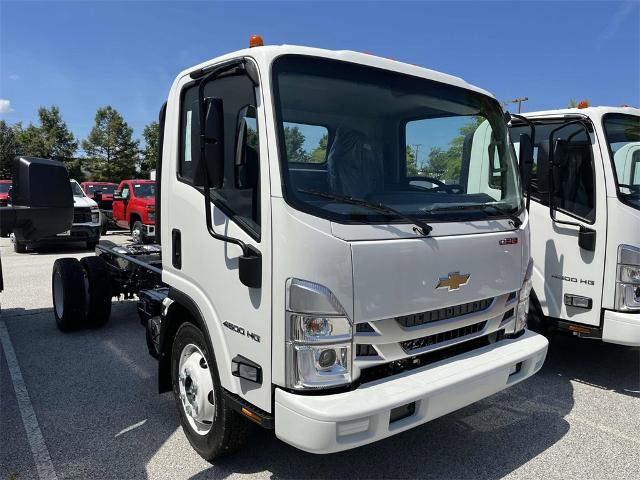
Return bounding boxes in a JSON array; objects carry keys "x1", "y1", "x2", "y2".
[{"x1": 0, "y1": 320, "x2": 58, "y2": 480}]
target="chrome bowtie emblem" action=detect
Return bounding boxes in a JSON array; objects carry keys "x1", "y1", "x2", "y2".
[{"x1": 436, "y1": 272, "x2": 470, "y2": 291}]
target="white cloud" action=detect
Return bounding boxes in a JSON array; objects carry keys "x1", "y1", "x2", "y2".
[
  {"x1": 8, "y1": 74, "x2": 20, "y2": 81},
  {"x1": 0, "y1": 99, "x2": 13, "y2": 114}
]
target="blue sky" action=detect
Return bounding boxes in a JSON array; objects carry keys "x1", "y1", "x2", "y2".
[{"x1": 1, "y1": 0, "x2": 638, "y2": 160}]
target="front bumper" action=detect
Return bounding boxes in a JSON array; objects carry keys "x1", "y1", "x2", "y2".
[
  {"x1": 42, "y1": 224, "x2": 100, "y2": 243},
  {"x1": 274, "y1": 330, "x2": 548, "y2": 454},
  {"x1": 602, "y1": 310, "x2": 640, "y2": 346}
]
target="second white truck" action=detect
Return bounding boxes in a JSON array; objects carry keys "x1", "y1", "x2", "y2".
[
  {"x1": 509, "y1": 106, "x2": 640, "y2": 346},
  {"x1": 51, "y1": 40, "x2": 548, "y2": 460}
]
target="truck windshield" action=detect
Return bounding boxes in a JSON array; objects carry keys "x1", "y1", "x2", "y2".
[
  {"x1": 603, "y1": 113, "x2": 640, "y2": 210},
  {"x1": 0, "y1": 183, "x2": 10, "y2": 194},
  {"x1": 70, "y1": 181, "x2": 85, "y2": 197},
  {"x1": 86, "y1": 184, "x2": 116, "y2": 194},
  {"x1": 272, "y1": 55, "x2": 522, "y2": 224},
  {"x1": 133, "y1": 183, "x2": 155, "y2": 198}
]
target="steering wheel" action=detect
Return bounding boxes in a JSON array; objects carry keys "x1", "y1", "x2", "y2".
[{"x1": 408, "y1": 176, "x2": 457, "y2": 193}]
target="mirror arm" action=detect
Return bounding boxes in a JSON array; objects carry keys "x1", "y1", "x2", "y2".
[{"x1": 196, "y1": 58, "x2": 251, "y2": 258}]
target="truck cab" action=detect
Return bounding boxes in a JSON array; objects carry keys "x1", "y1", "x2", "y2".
[
  {"x1": 81, "y1": 181, "x2": 118, "y2": 234},
  {"x1": 509, "y1": 107, "x2": 640, "y2": 345},
  {"x1": 51, "y1": 42, "x2": 548, "y2": 460},
  {"x1": 112, "y1": 179, "x2": 155, "y2": 242}
]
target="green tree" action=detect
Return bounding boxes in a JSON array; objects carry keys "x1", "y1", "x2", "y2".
[
  {"x1": 309, "y1": 133, "x2": 328, "y2": 163},
  {"x1": 82, "y1": 106, "x2": 139, "y2": 181},
  {"x1": 284, "y1": 126, "x2": 308, "y2": 162},
  {"x1": 140, "y1": 121, "x2": 159, "y2": 177},
  {"x1": 0, "y1": 120, "x2": 19, "y2": 178},
  {"x1": 406, "y1": 145, "x2": 418, "y2": 176},
  {"x1": 12, "y1": 106, "x2": 81, "y2": 179},
  {"x1": 568, "y1": 99, "x2": 578, "y2": 108}
]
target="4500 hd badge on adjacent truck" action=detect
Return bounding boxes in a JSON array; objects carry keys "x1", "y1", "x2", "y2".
[{"x1": 50, "y1": 39, "x2": 548, "y2": 460}]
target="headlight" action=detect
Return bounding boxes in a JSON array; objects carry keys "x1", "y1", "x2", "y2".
[
  {"x1": 148, "y1": 212, "x2": 155, "y2": 221},
  {"x1": 91, "y1": 207, "x2": 100, "y2": 224},
  {"x1": 507, "y1": 259, "x2": 533, "y2": 335},
  {"x1": 285, "y1": 279, "x2": 352, "y2": 390},
  {"x1": 615, "y1": 245, "x2": 640, "y2": 311}
]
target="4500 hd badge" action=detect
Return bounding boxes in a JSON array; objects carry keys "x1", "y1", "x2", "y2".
[{"x1": 223, "y1": 321, "x2": 261, "y2": 343}]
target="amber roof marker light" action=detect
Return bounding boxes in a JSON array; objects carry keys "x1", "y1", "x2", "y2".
[{"x1": 249, "y1": 35, "x2": 264, "y2": 48}]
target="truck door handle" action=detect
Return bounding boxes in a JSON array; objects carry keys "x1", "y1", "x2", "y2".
[{"x1": 172, "y1": 229, "x2": 182, "y2": 269}]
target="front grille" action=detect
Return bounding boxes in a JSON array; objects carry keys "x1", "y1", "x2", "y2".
[
  {"x1": 396, "y1": 298, "x2": 493, "y2": 328},
  {"x1": 73, "y1": 207, "x2": 92, "y2": 223},
  {"x1": 355, "y1": 344, "x2": 378, "y2": 357},
  {"x1": 400, "y1": 320, "x2": 487, "y2": 353}
]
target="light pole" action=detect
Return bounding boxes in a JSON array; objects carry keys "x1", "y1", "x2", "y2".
[{"x1": 510, "y1": 96, "x2": 529, "y2": 113}]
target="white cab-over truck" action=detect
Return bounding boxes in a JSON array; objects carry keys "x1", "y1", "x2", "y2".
[
  {"x1": 509, "y1": 107, "x2": 640, "y2": 346},
  {"x1": 51, "y1": 41, "x2": 548, "y2": 460}
]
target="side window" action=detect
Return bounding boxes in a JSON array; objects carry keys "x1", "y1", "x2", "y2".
[
  {"x1": 283, "y1": 122, "x2": 328, "y2": 163},
  {"x1": 524, "y1": 123, "x2": 596, "y2": 222},
  {"x1": 179, "y1": 71, "x2": 261, "y2": 237}
]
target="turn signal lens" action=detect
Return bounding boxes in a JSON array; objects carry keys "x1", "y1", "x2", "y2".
[{"x1": 249, "y1": 35, "x2": 264, "y2": 48}]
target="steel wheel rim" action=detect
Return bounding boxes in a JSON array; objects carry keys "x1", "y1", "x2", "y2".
[
  {"x1": 53, "y1": 272, "x2": 64, "y2": 318},
  {"x1": 132, "y1": 226, "x2": 141, "y2": 243},
  {"x1": 178, "y1": 343, "x2": 215, "y2": 435}
]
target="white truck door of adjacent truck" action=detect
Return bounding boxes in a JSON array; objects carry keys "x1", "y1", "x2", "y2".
[{"x1": 527, "y1": 122, "x2": 607, "y2": 327}]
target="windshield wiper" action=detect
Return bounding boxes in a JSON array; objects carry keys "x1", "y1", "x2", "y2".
[
  {"x1": 426, "y1": 203, "x2": 522, "y2": 228},
  {"x1": 297, "y1": 188, "x2": 433, "y2": 236}
]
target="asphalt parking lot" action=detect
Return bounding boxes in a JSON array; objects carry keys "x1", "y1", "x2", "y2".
[{"x1": 1, "y1": 233, "x2": 639, "y2": 480}]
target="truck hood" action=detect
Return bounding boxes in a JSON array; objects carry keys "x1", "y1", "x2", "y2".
[
  {"x1": 73, "y1": 196, "x2": 98, "y2": 208},
  {"x1": 351, "y1": 230, "x2": 525, "y2": 322}
]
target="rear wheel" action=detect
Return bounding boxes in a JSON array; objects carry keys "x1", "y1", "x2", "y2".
[
  {"x1": 80, "y1": 256, "x2": 112, "y2": 328},
  {"x1": 52, "y1": 258, "x2": 87, "y2": 332},
  {"x1": 171, "y1": 323, "x2": 248, "y2": 461},
  {"x1": 131, "y1": 220, "x2": 143, "y2": 244}
]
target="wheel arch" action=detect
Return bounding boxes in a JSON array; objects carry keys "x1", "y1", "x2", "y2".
[
  {"x1": 158, "y1": 287, "x2": 230, "y2": 394},
  {"x1": 129, "y1": 212, "x2": 142, "y2": 229}
]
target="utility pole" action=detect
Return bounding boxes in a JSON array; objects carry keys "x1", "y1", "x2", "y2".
[
  {"x1": 411, "y1": 144, "x2": 422, "y2": 170},
  {"x1": 510, "y1": 96, "x2": 529, "y2": 113}
]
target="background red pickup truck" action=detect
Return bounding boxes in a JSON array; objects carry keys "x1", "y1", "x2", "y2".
[
  {"x1": 81, "y1": 181, "x2": 118, "y2": 234},
  {"x1": 112, "y1": 179, "x2": 155, "y2": 243}
]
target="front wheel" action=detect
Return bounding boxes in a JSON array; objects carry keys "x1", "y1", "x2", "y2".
[
  {"x1": 131, "y1": 221, "x2": 143, "y2": 244},
  {"x1": 171, "y1": 323, "x2": 248, "y2": 461},
  {"x1": 14, "y1": 240, "x2": 26, "y2": 253}
]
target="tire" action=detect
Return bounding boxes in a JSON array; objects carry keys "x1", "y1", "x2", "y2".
[
  {"x1": 80, "y1": 256, "x2": 112, "y2": 328},
  {"x1": 171, "y1": 322, "x2": 248, "y2": 461},
  {"x1": 52, "y1": 258, "x2": 87, "y2": 332},
  {"x1": 131, "y1": 220, "x2": 144, "y2": 244},
  {"x1": 87, "y1": 240, "x2": 99, "y2": 250},
  {"x1": 14, "y1": 240, "x2": 26, "y2": 253},
  {"x1": 101, "y1": 222, "x2": 108, "y2": 236}
]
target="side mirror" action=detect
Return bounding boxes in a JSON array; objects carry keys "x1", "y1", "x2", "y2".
[
  {"x1": 518, "y1": 133, "x2": 534, "y2": 189},
  {"x1": 6, "y1": 157, "x2": 73, "y2": 242},
  {"x1": 536, "y1": 141, "x2": 551, "y2": 195},
  {"x1": 113, "y1": 193, "x2": 123, "y2": 201},
  {"x1": 234, "y1": 109, "x2": 259, "y2": 189},
  {"x1": 194, "y1": 96, "x2": 224, "y2": 189},
  {"x1": 579, "y1": 226, "x2": 597, "y2": 251}
]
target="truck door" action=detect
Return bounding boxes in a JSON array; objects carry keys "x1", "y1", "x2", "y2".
[
  {"x1": 521, "y1": 121, "x2": 607, "y2": 327},
  {"x1": 165, "y1": 63, "x2": 272, "y2": 412},
  {"x1": 113, "y1": 182, "x2": 129, "y2": 229}
]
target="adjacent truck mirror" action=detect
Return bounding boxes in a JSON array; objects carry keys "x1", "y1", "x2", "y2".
[
  {"x1": 518, "y1": 133, "x2": 534, "y2": 189},
  {"x1": 194, "y1": 96, "x2": 225, "y2": 189},
  {"x1": 2, "y1": 157, "x2": 74, "y2": 242},
  {"x1": 536, "y1": 141, "x2": 551, "y2": 195},
  {"x1": 235, "y1": 106, "x2": 259, "y2": 190}
]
